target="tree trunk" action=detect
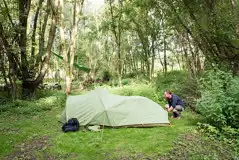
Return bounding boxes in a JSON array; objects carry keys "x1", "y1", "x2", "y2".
[
  {"x1": 9, "y1": 67, "x2": 18, "y2": 99},
  {"x1": 65, "y1": 0, "x2": 84, "y2": 94},
  {"x1": 59, "y1": 0, "x2": 69, "y2": 94},
  {"x1": 108, "y1": 0, "x2": 122, "y2": 85},
  {"x1": 19, "y1": 0, "x2": 37, "y2": 97},
  {"x1": 30, "y1": 0, "x2": 44, "y2": 71},
  {"x1": 22, "y1": 0, "x2": 59, "y2": 97},
  {"x1": 186, "y1": 32, "x2": 197, "y2": 76},
  {"x1": 162, "y1": 20, "x2": 167, "y2": 73},
  {"x1": 0, "y1": 25, "x2": 19, "y2": 99},
  {"x1": 0, "y1": 45, "x2": 10, "y2": 96},
  {"x1": 151, "y1": 40, "x2": 156, "y2": 80},
  {"x1": 146, "y1": 58, "x2": 151, "y2": 81},
  {"x1": 36, "y1": 2, "x2": 50, "y2": 68},
  {"x1": 19, "y1": 0, "x2": 31, "y2": 80},
  {"x1": 158, "y1": 54, "x2": 164, "y2": 71},
  {"x1": 140, "y1": 59, "x2": 144, "y2": 73}
]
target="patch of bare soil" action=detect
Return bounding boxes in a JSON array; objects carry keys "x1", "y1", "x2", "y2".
[{"x1": 6, "y1": 136, "x2": 75, "y2": 160}]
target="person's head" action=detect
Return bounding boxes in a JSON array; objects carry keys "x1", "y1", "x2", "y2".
[{"x1": 164, "y1": 91, "x2": 172, "y2": 99}]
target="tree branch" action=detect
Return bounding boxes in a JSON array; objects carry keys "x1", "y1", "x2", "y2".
[
  {"x1": 2, "y1": 0, "x2": 14, "y2": 27},
  {"x1": 35, "y1": 0, "x2": 59, "y2": 85},
  {"x1": 30, "y1": 0, "x2": 44, "y2": 68},
  {"x1": 36, "y1": 0, "x2": 50, "y2": 68}
]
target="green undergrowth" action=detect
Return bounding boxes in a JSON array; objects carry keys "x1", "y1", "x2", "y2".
[
  {"x1": 0, "y1": 91, "x2": 66, "y2": 115},
  {"x1": 160, "y1": 131, "x2": 238, "y2": 160}
]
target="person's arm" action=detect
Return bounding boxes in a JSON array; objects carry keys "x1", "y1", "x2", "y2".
[
  {"x1": 168, "y1": 100, "x2": 172, "y2": 107},
  {"x1": 171, "y1": 96, "x2": 177, "y2": 108},
  {"x1": 168, "y1": 106, "x2": 174, "y2": 112},
  {"x1": 166, "y1": 99, "x2": 174, "y2": 112}
]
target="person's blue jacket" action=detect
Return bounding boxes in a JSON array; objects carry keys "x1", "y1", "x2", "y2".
[{"x1": 167, "y1": 94, "x2": 185, "y2": 108}]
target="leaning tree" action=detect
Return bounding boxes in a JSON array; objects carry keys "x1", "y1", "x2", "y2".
[{"x1": 0, "y1": 0, "x2": 59, "y2": 98}]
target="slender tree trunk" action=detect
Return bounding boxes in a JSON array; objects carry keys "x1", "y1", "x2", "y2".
[
  {"x1": 59, "y1": 0, "x2": 68, "y2": 94},
  {"x1": 151, "y1": 40, "x2": 156, "y2": 80},
  {"x1": 186, "y1": 32, "x2": 196, "y2": 76},
  {"x1": 0, "y1": 25, "x2": 19, "y2": 99},
  {"x1": 36, "y1": 3, "x2": 50, "y2": 68},
  {"x1": 174, "y1": 53, "x2": 182, "y2": 70},
  {"x1": 65, "y1": 0, "x2": 84, "y2": 94},
  {"x1": 0, "y1": 45, "x2": 10, "y2": 96},
  {"x1": 163, "y1": 22, "x2": 167, "y2": 73},
  {"x1": 30, "y1": 0, "x2": 44, "y2": 71},
  {"x1": 158, "y1": 48, "x2": 164, "y2": 71},
  {"x1": 195, "y1": 47, "x2": 202, "y2": 74},
  {"x1": 182, "y1": 39, "x2": 194, "y2": 75},
  {"x1": 163, "y1": 43, "x2": 167, "y2": 72},
  {"x1": 231, "y1": 0, "x2": 239, "y2": 34},
  {"x1": 9, "y1": 64, "x2": 18, "y2": 99},
  {"x1": 141, "y1": 59, "x2": 144, "y2": 73},
  {"x1": 132, "y1": 55, "x2": 137, "y2": 72},
  {"x1": 146, "y1": 58, "x2": 151, "y2": 81}
]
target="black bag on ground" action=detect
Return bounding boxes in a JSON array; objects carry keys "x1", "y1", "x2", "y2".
[{"x1": 62, "y1": 118, "x2": 79, "y2": 132}]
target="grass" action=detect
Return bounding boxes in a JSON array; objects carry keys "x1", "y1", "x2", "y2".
[
  {"x1": 0, "y1": 84, "x2": 199, "y2": 160},
  {"x1": 0, "y1": 78, "x2": 236, "y2": 159},
  {"x1": 51, "y1": 111, "x2": 197, "y2": 160}
]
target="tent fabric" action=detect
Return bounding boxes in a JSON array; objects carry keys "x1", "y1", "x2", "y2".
[{"x1": 59, "y1": 88, "x2": 170, "y2": 127}]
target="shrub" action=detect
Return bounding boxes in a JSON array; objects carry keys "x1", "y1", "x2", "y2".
[
  {"x1": 197, "y1": 123, "x2": 239, "y2": 152},
  {"x1": 111, "y1": 84, "x2": 164, "y2": 104},
  {"x1": 155, "y1": 70, "x2": 188, "y2": 91},
  {"x1": 121, "y1": 79, "x2": 130, "y2": 85},
  {"x1": 109, "y1": 79, "x2": 119, "y2": 87},
  {"x1": 0, "y1": 91, "x2": 66, "y2": 115},
  {"x1": 102, "y1": 70, "x2": 111, "y2": 82},
  {"x1": 124, "y1": 72, "x2": 137, "y2": 78},
  {"x1": 196, "y1": 70, "x2": 239, "y2": 128}
]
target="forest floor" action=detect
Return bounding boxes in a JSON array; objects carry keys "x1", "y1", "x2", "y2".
[{"x1": 0, "y1": 84, "x2": 237, "y2": 160}]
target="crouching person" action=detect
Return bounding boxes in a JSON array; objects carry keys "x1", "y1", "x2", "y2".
[{"x1": 164, "y1": 91, "x2": 185, "y2": 119}]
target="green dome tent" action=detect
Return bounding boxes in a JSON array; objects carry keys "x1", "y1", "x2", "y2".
[{"x1": 60, "y1": 88, "x2": 170, "y2": 127}]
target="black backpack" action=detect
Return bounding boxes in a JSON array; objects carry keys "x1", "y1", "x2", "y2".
[{"x1": 62, "y1": 118, "x2": 80, "y2": 132}]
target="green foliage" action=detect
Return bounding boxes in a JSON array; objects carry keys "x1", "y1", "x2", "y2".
[
  {"x1": 163, "y1": 0, "x2": 239, "y2": 72},
  {"x1": 124, "y1": 72, "x2": 137, "y2": 78},
  {"x1": 155, "y1": 71, "x2": 188, "y2": 92},
  {"x1": 110, "y1": 84, "x2": 167, "y2": 106},
  {"x1": 197, "y1": 123, "x2": 239, "y2": 156},
  {"x1": 0, "y1": 91, "x2": 66, "y2": 116},
  {"x1": 155, "y1": 71, "x2": 200, "y2": 110},
  {"x1": 197, "y1": 123, "x2": 239, "y2": 141},
  {"x1": 52, "y1": 51, "x2": 91, "y2": 73},
  {"x1": 121, "y1": 78, "x2": 129, "y2": 85},
  {"x1": 101, "y1": 70, "x2": 112, "y2": 82},
  {"x1": 107, "y1": 80, "x2": 119, "y2": 87},
  {"x1": 0, "y1": 92, "x2": 10, "y2": 104},
  {"x1": 160, "y1": 131, "x2": 238, "y2": 160},
  {"x1": 197, "y1": 70, "x2": 239, "y2": 128}
]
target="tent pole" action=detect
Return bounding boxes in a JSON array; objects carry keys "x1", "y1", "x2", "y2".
[{"x1": 100, "y1": 114, "x2": 106, "y2": 142}]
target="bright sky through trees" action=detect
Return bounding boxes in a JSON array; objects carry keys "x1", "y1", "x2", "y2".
[{"x1": 84, "y1": 0, "x2": 105, "y2": 14}]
